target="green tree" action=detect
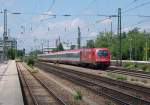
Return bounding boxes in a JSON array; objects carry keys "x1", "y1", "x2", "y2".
[
  {"x1": 86, "y1": 40, "x2": 95, "y2": 48},
  {"x1": 95, "y1": 32, "x2": 111, "y2": 48},
  {"x1": 110, "y1": 36, "x2": 118, "y2": 59},
  {"x1": 57, "y1": 42, "x2": 64, "y2": 51},
  {"x1": 7, "y1": 48, "x2": 16, "y2": 60},
  {"x1": 17, "y1": 49, "x2": 25, "y2": 59},
  {"x1": 128, "y1": 28, "x2": 145, "y2": 60},
  {"x1": 94, "y1": 27, "x2": 150, "y2": 60}
]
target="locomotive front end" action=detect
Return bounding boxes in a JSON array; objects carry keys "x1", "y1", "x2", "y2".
[{"x1": 95, "y1": 48, "x2": 110, "y2": 68}]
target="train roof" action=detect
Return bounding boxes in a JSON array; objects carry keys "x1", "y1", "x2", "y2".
[
  {"x1": 38, "y1": 48, "x2": 109, "y2": 56},
  {"x1": 49, "y1": 48, "x2": 109, "y2": 53}
]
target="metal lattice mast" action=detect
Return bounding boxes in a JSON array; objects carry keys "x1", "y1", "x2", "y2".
[
  {"x1": 3, "y1": 9, "x2": 8, "y2": 61},
  {"x1": 116, "y1": 8, "x2": 122, "y2": 66},
  {"x1": 118, "y1": 8, "x2": 122, "y2": 66},
  {"x1": 77, "y1": 26, "x2": 81, "y2": 49}
]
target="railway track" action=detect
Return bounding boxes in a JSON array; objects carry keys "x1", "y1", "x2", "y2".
[
  {"x1": 16, "y1": 61, "x2": 67, "y2": 105},
  {"x1": 108, "y1": 66, "x2": 150, "y2": 79},
  {"x1": 35, "y1": 61, "x2": 150, "y2": 105}
]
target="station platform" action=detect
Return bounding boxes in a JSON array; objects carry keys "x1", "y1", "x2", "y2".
[{"x1": 0, "y1": 60, "x2": 24, "y2": 105}]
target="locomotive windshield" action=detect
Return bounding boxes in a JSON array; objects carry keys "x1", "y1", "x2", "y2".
[{"x1": 97, "y1": 50, "x2": 108, "y2": 57}]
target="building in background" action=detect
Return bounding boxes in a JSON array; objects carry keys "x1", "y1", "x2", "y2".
[
  {"x1": 0, "y1": 37, "x2": 17, "y2": 61},
  {"x1": 43, "y1": 47, "x2": 56, "y2": 53}
]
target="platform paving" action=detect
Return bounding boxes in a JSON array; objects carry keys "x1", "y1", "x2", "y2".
[{"x1": 0, "y1": 60, "x2": 24, "y2": 105}]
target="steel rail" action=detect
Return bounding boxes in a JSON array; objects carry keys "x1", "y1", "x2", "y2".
[
  {"x1": 36, "y1": 61, "x2": 150, "y2": 95},
  {"x1": 21, "y1": 62, "x2": 67, "y2": 105},
  {"x1": 16, "y1": 62, "x2": 39, "y2": 105},
  {"x1": 107, "y1": 67, "x2": 150, "y2": 79},
  {"x1": 35, "y1": 62, "x2": 150, "y2": 105}
]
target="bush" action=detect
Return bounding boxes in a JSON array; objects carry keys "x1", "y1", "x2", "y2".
[
  {"x1": 127, "y1": 64, "x2": 135, "y2": 69},
  {"x1": 27, "y1": 57, "x2": 34, "y2": 67},
  {"x1": 138, "y1": 65, "x2": 150, "y2": 72},
  {"x1": 146, "y1": 66, "x2": 150, "y2": 72},
  {"x1": 141, "y1": 65, "x2": 148, "y2": 71}
]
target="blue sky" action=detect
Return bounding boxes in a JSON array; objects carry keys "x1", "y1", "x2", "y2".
[{"x1": 0, "y1": 0, "x2": 150, "y2": 52}]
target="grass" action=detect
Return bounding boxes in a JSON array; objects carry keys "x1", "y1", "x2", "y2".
[
  {"x1": 116, "y1": 75, "x2": 127, "y2": 81},
  {"x1": 107, "y1": 72, "x2": 127, "y2": 81},
  {"x1": 24, "y1": 63, "x2": 39, "y2": 74},
  {"x1": 27, "y1": 58, "x2": 34, "y2": 67},
  {"x1": 24, "y1": 56, "x2": 39, "y2": 73},
  {"x1": 107, "y1": 72, "x2": 116, "y2": 78},
  {"x1": 74, "y1": 91, "x2": 82, "y2": 100},
  {"x1": 123, "y1": 62, "x2": 135, "y2": 69},
  {"x1": 30, "y1": 68, "x2": 39, "y2": 73},
  {"x1": 123, "y1": 62, "x2": 131, "y2": 68},
  {"x1": 123, "y1": 62, "x2": 150, "y2": 72},
  {"x1": 130, "y1": 78, "x2": 138, "y2": 82},
  {"x1": 105, "y1": 100, "x2": 113, "y2": 105},
  {"x1": 141, "y1": 79, "x2": 148, "y2": 84}
]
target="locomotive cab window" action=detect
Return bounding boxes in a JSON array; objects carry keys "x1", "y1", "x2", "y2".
[{"x1": 97, "y1": 50, "x2": 108, "y2": 57}]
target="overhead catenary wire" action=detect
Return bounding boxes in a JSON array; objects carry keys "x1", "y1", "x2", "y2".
[
  {"x1": 20, "y1": 0, "x2": 56, "y2": 41},
  {"x1": 122, "y1": 17, "x2": 150, "y2": 31},
  {"x1": 116, "y1": 0, "x2": 150, "y2": 34},
  {"x1": 123, "y1": 1, "x2": 150, "y2": 13},
  {"x1": 122, "y1": 0, "x2": 140, "y2": 10},
  {"x1": 47, "y1": 0, "x2": 55, "y2": 12},
  {"x1": 3, "y1": 10, "x2": 150, "y2": 18},
  {"x1": 7, "y1": 0, "x2": 150, "y2": 51}
]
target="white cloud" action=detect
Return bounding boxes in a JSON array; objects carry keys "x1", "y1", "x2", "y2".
[
  {"x1": 71, "y1": 18, "x2": 85, "y2": 28},
  {"x1": 101, "y1": 18, "x2": 112, "y2": 24},
  {"x1": 89, "y1": 32, "x2": 98, "y2": 37},
  {"x1": 139, "y1": 26, "x2": 150, "y2": 32},
  {"x1": 122, "y1": 27, "x2": 131, "y2": 32},
  {"x1": 32, "y1": 10, "x2": 54, "y2": 23},
  {"x1": 122, "y1": 25, "x2": 150, "y2": 32},
  {"x1": 28, "y1": 26, "x2": 50, "y2": 39},
  {"x1": 28, "y1": 18, "x2": 86, "y2": 39},
  {"x1": 48, "y1": 18, "x2": 86, "y2": 31},
  {"x1": 19, "y1": 18, "x2": 91, "y2": 52}
]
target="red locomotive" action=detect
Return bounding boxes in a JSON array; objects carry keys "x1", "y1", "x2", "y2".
[{"x1": 38, "y1": 48, "x2": 110, "y2": 69}]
